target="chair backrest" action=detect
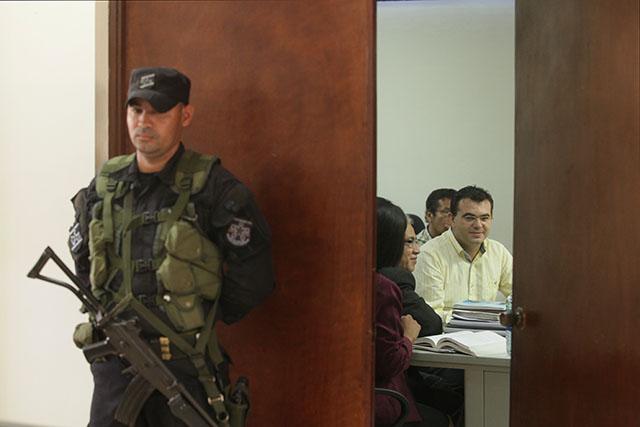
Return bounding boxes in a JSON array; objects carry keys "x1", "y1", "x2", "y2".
[{"x1": 375, "y1": 387, "x2": 409, "y2": 427}]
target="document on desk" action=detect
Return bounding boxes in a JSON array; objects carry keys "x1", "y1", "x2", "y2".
[
  {"x1": 448, "y1": 300, "x2": 507, "y2": 333},
  {"x1": 452, "y1": 300, "x2": 506, "y2": 312},
  {"x1": 413, "y1": 330, "x2": 507, "y2": 357},
  {"x1": 452, "y1": 310, "x2": 501, "y2": 322},
  {"x1": 447, "y1": 318, "x2": 506, "y2": 330}
]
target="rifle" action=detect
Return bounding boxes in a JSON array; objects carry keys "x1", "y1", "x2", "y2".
[{"x1": 27, "y1": 246, "x2": 219, "y2": 427}]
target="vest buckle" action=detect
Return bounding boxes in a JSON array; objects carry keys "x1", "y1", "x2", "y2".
[
  {"x1": 141, "y1": 211, "x2": 159, "y2": 224},
  {"x1": 178, "y1": 176, "x2": 192, "y2": 190},
  {"x1": 133, "y1": 258, "x2": 153, "y2": 273}
]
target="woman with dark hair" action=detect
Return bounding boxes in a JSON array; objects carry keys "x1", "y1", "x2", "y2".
[
  {"x1": 379, "y1": 211, "x2": 442, "y2": 338},
  {"x1": 375, "y1": 197, "x2": 449, "y2": 427},
  {"x1": 378, "y1": 198, "x2": 464, "y2": 426}
]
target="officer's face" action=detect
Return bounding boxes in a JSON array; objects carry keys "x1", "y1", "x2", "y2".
[{"x1": 127, "y1": 99, "x2": 194, "y2": 164}]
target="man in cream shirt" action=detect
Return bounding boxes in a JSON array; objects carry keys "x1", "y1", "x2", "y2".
[{"x1": 413, "y1": 186, "x2": 512, "y2": 324}]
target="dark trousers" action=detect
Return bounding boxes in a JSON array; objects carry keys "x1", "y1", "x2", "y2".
[
  {"x1": 404, "y1": 403, "x2": 451, "y2": 427},
  {"x1": 407, "y1": 366, "x2": 464, "y2": 427}
]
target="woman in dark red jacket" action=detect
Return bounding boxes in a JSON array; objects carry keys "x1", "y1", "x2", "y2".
[{"x1": 375, "y1": 197, "x2": 449, "y2": 427}]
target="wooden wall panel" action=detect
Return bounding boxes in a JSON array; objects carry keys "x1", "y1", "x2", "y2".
[
  {"x1": 110, "y1": 1, "x2": 375, "y2": 426},
  {"x1": 513, "y1": 0, "x2": 639, "y2": 424}
]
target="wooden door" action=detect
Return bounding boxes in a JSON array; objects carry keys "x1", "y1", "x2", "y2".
[
  {"x1": 513, "y1": 0, "x2": 639, "y2": 424},
  {"x1": 109, "y1": 2, "x2": 376, "y2": 426}
]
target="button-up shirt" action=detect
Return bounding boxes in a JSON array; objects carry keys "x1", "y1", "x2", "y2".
[{"x1": 413, "y1": 228, "x2": 512, "y2": 324}]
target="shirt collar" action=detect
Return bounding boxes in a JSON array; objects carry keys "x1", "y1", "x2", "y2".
[
  {"x1": 121, "y1": 144, "x2": 185, "y2": 184},
  {"x1": 425, "y1": 226, "x2": 434, "y2": 239},
  {"x1": 446, "y1": 228, "x2": 487, "y2": 261}
]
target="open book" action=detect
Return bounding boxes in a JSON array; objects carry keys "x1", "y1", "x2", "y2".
[{"x1": 413, "y1": 330, "x2": 507, "y2": 357}]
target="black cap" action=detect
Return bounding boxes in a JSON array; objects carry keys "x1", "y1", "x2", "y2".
[{"x1": 126, "y1": 67, "x2": 191, "y2": 113}]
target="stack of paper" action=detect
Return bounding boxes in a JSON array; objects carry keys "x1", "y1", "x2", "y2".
[{"x1": 445, "y1": 300, "x2": 507, "y2": 336}]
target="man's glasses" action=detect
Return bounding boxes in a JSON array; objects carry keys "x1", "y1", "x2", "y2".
[{"x1": 461, "y1": 214, "x2": 492, "y2": 224}]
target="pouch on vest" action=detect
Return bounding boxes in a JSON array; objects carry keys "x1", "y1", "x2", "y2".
[
  {"x1": 226, "y1": 400, "x2": 249, "y2": 427},
  {"x1": 73, "y1": 321, "x2": 95, "y2": 349},
  {"x1": 89, "y1": 200, "x2": 124, "y2": 296},
  {"x1": 225, "y1": 377, "x2": 250, "y2": 427},
  {"x1": 156, "y1": 219, "x2": 222, "y2": 332},
  {"x1": 88, "y1": 217, "x2": 108, "y2": 290}
]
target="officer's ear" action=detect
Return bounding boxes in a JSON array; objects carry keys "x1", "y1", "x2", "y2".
[{"x1": 181, "y1": 104, "x2": 194, "y2": 127}]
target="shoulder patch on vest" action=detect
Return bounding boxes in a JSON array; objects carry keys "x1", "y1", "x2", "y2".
[
  {"x1": 69, "y1": 222, "x2": 83, "y2": 253},
  {"x1": 226, "y1": 218, "x2": 252, "y2": 247}
]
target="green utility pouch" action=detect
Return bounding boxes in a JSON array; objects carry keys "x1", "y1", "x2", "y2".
[
  {"x1": 156, "y1": 219, "x2": 223, "y2": 332},
  {"x1": 161, "y1": 292, "x2": 206, "y2": 332},
  {"x1": 226, "y1": 401, "x2": 249, "y2": 427},
  {"x1": 88, "y1": 217, "x2": 108, "y2": 290},
  {"x1": 72, "y1": 322, "x2": 95, "y2": 349},
  {"x1": 225, "y1": 378, "x2": 250, "y2": 427}
]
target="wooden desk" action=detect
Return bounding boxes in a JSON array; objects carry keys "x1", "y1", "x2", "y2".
[{"x1": 411, "y1": 350, "x2": 510, "y2": 427}]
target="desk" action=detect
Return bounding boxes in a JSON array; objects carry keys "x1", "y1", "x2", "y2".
[{"x1": 411, "y1": 351, "x2": 510, "y2": 427}]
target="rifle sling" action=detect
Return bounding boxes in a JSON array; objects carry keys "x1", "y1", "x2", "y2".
[
  {"x1": 103, "y1": 152, "x2": 230, "y2": 423},
  {"x1": 128, "y1": 298, "x2": 229, "y2": 422}
]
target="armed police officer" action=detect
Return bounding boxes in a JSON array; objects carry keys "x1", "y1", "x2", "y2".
[{"x1": 68, "y1": 67, "x2": 275, "y2": 426}]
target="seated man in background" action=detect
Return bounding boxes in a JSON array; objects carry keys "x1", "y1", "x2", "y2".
[
  {"x1": 416, "y1": 188, "x2": 455, "y2": 245},
  {"x1": 414, "y1": 186, "x2": 512, "y2": 324}
]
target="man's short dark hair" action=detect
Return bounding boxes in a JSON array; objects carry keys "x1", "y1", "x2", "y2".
[
  {"x1": 425, "y1": 188, "x2": 456, "y2": 214},
  {"x1": 407, "y1": 214, "x2": 425, "y2": 234},
  {"x1": 451, "y1": 186, "x2": 494, "y2": 216}
]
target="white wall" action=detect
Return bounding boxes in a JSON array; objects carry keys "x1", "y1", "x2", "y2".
[
  {"x1": 0, "y1": 2, "x2": 95, "y2": 426},
  {"x1": 377, "y1": 0, "x2": 515, "y2": 250}
]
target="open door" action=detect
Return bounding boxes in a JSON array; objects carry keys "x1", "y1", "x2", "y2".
[
  {"x1": 109, "y1": 2, "x2": 376, "y2": 425},
  {"x1": 512, "y1": 0, "x2": 639, "y2": 424}
]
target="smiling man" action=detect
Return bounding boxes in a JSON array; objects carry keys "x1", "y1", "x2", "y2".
[{"x1": 413, "y1": 186, "x2": 512, "y2": 324}]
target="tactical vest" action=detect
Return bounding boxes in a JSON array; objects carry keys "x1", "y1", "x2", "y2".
[{"x1": 86, "y1": 150, "x2": 246, "y2": 426}]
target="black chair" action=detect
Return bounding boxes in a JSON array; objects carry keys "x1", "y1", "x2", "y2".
[{"x1": 375, "y1": 387, "x2": 409, "y2": 427}]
